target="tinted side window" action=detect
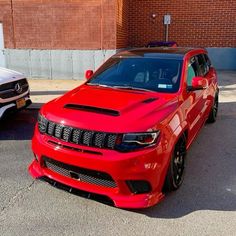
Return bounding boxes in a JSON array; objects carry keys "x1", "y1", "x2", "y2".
[
  {"x1": 197, "y1": 54, "x2": 208, "y2": 76},
  {"x1": 187, "y1": 57, "x2": 198, "y2": 86},
  {"x1": 204, "y1": 54, "x2": 211, "y2": 69}
]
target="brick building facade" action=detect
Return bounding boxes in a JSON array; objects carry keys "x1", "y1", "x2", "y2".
[
  {"x1": 0, "y1": 0, "x2": 117, "y2": 49},
  {"x1": 128, "y1": 0, "x2": 236, "y2": 48},
  {"x1": 0, "y1": 0, "x2": 235, "y2": 78}
]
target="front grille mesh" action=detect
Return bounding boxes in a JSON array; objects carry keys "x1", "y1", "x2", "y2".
[
  {"x1": 43, "y1": 157, "x2": 117, "y2": 188},
  {"x1": 62, "y1": 127, "x2": 72, "y2": 141},
  {"x1": 72, "y1": 129, "x2": 82, "y2": 144},
  {"x1": 94, "y1": 133, "x2": 105, "y2": 148},
  {"x1": 41, "y1": 119, "x2": 118, "y2": 150},
  {"x1": 55, "y1": 125, "x2": 63, "y2": 138},
  {"x1": 47, "y1": 122, "x2": 55, "y2": 135}
]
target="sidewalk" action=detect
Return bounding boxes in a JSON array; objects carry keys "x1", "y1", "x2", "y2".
[{"x1": 28, "y1": 79, "x2": 84, "y2": 109}]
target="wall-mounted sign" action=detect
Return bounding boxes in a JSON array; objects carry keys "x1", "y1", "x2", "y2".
[{"x1": 164, "y1": 14, "x2": 171, "y2": 25}]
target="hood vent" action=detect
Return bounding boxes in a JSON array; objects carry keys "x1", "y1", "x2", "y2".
[
  {"x1": 64, "y1": 104, "x2": 120, "y2": 117},
  {"x1": 142, "y1": 98, "x2": 157, "y2": 104}
]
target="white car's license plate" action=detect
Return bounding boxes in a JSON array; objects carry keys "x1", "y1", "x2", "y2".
[{"x1": 16, "y1": 98, "x2": 26, "y2": 109}]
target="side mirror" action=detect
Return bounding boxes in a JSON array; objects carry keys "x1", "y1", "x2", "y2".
[
  {"x1": 188, "y1": 76, "x2": 208, "y2": 91},
  {"x1": 85, "y1": 70, "x2": 94, "y2": 80}
]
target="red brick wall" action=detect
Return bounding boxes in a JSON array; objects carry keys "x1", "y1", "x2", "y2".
[
  {"x1": 0, "y1": 0, "x2": 14, "y2": 48},
  {"x1": 116, "y1": 0, "x2": 129, "y2": 48},
  {"x1": 128, "y1": 0, "x2": 236, "y2": 48},
  {"x1": 102, "y1": 0, "x2": 117, "y2": 49},
  {"x1": 1, "y1": 0, "x2": 235, "y2": 50},
  {"x1": 1, "y1": 0, "x2": 117, "y2": 50}
]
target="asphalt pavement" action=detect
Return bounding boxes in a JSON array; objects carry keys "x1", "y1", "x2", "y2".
[{"x1": 0, "y1": 71, "x2": 235, "y2": 236}]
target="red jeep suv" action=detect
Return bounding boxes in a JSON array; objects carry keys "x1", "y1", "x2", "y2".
[{"x1": 29, "y1": 48, "x2": 219, "y2": 208}]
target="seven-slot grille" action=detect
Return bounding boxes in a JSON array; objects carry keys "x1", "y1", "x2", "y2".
[
  {"x1": 43, "y1": 157, "x2": 117, "y2": 188},
  {"x1": 39, "y1": 118, "x2": 118, "y2": 150},
  {"x1": 0, "y1": 79, "x2": 29, "y2": 99}
]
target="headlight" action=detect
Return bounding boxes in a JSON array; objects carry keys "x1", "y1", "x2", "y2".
[
  {"x1": 115, "y1": 131, "x2": 160, "y2": 152},
  {"x1": 38, "y1": 113, "x2": 48, "y2": 134}
]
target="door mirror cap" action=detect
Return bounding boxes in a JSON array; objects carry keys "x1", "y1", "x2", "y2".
[
  {"x1": 188, "y1": 76, "x2": 208, "y2": 91},
  {"x1": 85, "y1": 70, "x2": 94, "y2": 80}
]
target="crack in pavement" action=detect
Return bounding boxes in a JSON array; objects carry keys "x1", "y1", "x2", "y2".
[{"x1": 0, "y1": 180, "x2": 36, "y2": 221}]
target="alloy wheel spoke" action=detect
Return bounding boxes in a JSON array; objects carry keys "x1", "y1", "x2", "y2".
[{"x1": 173, "y1": 140, "x2": 186, "y2": 185}]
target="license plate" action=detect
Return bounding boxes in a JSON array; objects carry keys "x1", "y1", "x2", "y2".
[{"x1": 16, "y1": 98, "x2": 26, "y2": 109}]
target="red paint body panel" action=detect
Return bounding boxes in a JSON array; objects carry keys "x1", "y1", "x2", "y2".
[{"x1": 29, "y1": 47, "x2": 218, "y2": 208}]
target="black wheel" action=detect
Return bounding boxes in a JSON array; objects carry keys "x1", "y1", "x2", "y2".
[
  {"x1": 163, "y1": 135, "x2": 187, "y2": 192},
  {"x1": 207, "y1": 93, "x2": 219, "y2": 123}
]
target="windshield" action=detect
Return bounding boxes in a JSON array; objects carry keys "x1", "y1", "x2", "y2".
[{"x1": 87, "y1": 57, "x2": 183, "y2": 93}]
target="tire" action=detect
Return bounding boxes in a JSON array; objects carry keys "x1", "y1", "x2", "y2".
[
  {"x1": 163, "y1": 135, "x2": 187, "y2": 193},
  {"x1": 207, "y1": 93, "x2": 219, "y2": 123}
]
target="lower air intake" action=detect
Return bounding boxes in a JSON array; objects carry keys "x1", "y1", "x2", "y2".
[
  {"x1": 126, "y1": 180, "x2": 152, "y2": 194},
  {"x1": 43, "y1": 156, "x2": 117, "y2": 188}
]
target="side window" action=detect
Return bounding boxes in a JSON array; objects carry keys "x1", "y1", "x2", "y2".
[
  {"x1": 204, "y1": 54, "x2": 211, "y2": 69},
  {"x1": 197, "y1": 54, "x2": 208, "y2": 76},
  {"x1": 187, "y1": 57, "x2": 198, "y2": 86}
]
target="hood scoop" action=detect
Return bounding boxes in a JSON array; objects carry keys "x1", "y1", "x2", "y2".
[
  {"x1": 64, "y1": 104, "x2": 120, "y2": 117},
  {"x1": 142, "y1": 98, "x2": 158, "y2": 104}
]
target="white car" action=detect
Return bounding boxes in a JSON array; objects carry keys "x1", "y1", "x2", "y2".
[{"x1": 0, "y1": 67, "x2": 31, "y2": 119}]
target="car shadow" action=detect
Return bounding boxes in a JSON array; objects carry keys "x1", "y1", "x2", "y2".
[
  {"x1": 131, "y1": 101, "x2": 236, "y2": 218},
  {"x1": 0, "y1": 109, "x2": 38, "y2": 140}
]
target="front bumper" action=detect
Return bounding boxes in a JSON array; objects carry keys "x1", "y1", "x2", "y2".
[
  {"x1": 29, "y1": 129, "x2": 169, "y2": 208},
  {"x1": 0, "y1": 95, "x2": 32, "y2": 119}
]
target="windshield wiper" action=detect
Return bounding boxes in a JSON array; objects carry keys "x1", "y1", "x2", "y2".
[
  {"x1": 87, "y1": 83, "x2": 114, "y2": 88},
  {"x1": 88, "y1": 84, "x2": 154, "y2": 92},
  {"x1": 113, "y1": 86, "x2": 154, "y2": 92}
]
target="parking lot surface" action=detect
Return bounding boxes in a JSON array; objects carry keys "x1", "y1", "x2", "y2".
[{"x1": 0, "y1": 71, "x2": 236, "y2": 236}]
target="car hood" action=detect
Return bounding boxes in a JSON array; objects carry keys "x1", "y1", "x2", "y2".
[
  {"x1": 41, "y1": 85, "x2": 179, "y2": 133},
  {"x1": 0, "y1": 67, "x2": 24, "y2": 84}
]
